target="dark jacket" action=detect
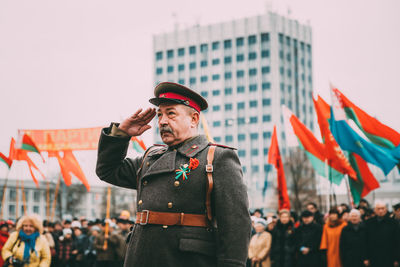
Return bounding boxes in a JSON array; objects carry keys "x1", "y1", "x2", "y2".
[
  {"x1": 294, "y1": 222, "x2": 322, "y2": 267},
  {"x1": 96, "y1": 127, "x2": 251, "y2": 267},
  {"x1": 270, "y1": 221, "x2": 295, "y2": 267},
  {"x1": 365, "y1": 214, "x2": 400, "y2": 267},
  {"x1": 94, "y1": 231, "x2": 120, "y2": 262},
  {"x1": 339, "y1": 222, "x2": 367, "y2": 267}
]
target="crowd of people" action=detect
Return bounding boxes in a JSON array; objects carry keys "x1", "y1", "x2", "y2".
[
  {"x1": 248, "y1": 200, "x2": 400, "y2": 267},
  {"x1": 0, "y1": 211, "x2": 133, "y2": 267}
]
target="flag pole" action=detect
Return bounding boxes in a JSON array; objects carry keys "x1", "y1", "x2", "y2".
[
  {"x1": 21, "y1": 180, "x2": 27, "y2": 215},
  {"x1": 325, "y1": 159, "x2": 330, "y2": 211},
  {"x1": 16, "y1": 179, "x2": 19, "y2": 220},
  {"x1": 344, "y1": 176, "x2": 354, "y2": 208},
  {"x1": 0, "y1": 169, "x2": 11, "y2": 220},
  {"x1": 103, "y1": 186, "x2": 111, "y2": 250},
  {"x1": 46, "y1": 180, "x2": 50, "y2": 220},
  {"x1": 51, "y1": 174, "x2": 61, "y2": 222}
]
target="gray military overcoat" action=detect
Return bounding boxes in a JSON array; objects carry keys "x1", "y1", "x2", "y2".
[{"x1": 96, "y1": 126, "x2": 251, "y2": 267}]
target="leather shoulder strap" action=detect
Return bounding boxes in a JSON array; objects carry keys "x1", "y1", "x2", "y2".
[{"x1": 206, "y1": 145, "x2": 216, "y2": 222}]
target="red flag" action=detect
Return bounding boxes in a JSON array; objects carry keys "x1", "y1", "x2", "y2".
[
  {"x1": 46, "y1": 134, "x2": 71, "y2": 186},
  {"x1": 267, "y1": 126, "x2": 290, "y2": 210},
  {"x1": 0, "y1": 152, "x2": 12, "y2": 168}
]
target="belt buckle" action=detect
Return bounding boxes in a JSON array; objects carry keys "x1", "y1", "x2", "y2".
[
  {"x1": 206, "y1": 164, "x2": 213, "y2": 173},
  {"x1": 139, "y1": 210, "x2": 149, "y2": 225}
]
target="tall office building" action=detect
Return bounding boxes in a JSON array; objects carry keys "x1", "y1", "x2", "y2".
[{"x1": 152, "y1": 11, "x2": 313, "y2": 208}]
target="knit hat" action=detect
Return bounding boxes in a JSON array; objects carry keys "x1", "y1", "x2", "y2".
[{"x1": 63, "y1": 228, "x2": 72, "y2": 236}]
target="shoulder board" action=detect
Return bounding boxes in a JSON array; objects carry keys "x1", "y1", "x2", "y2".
[{"x1": 208, "y1": 143, "x2": 236, "y2": 150}]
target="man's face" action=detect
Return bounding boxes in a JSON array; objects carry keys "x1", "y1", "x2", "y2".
[
  {"x1": 394, "y1": 208, "x2": 400, "y2": 219},
  {"x1": 157, "y1": 104, "x2": 197, "y2": 146},
  {"x1": 375, "y1": 204, "x2": 387, "y2": 217},
  {"x1": 307, "y1": 204, "x2": 316, "y2": 213},
  {"x1": 302, "y1": 216, "x2": 314, "y2": 225},
  {"x1": 349, "y1": 213, "x2": 361, "y2": 224}
]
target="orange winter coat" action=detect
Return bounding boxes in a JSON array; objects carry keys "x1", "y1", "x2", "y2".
[{"x1": 320, "y1": 220, "x2": 347, "y2": 267}]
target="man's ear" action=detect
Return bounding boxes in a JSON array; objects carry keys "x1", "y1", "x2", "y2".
[{"x1": 191, "y1": 112, "x2": 200, "y2": 128}]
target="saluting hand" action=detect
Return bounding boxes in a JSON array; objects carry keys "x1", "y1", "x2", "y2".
[{"x1": 119, "y1": 108, "x2": 156, "y2": 136}]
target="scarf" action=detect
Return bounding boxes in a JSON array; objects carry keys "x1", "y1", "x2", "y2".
[{"x1": 19, "y1": 230, "x2": 39, "y2": 261}]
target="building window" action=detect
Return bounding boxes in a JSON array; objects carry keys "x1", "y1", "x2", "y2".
[
  {"x1": 280, "y1": 67, "x2": 284, "y2": 75},
  {"x1": 200, "y1": 76, "x2": 208, "y2": 83},
  {"x1": 212, "y1": 90, "x2": 220, "y2": 96},
  {"x1": 189, "y1": 46, "x2": 196, "y2": 55},
  {"x1": 279, "y1": 33, "x2": 284, "y2": 43},
  {"x1": 248, "y1": 35, "x2": 257, "y2": 45},
  {"x1": 238, "y1": 134, "x2": 245, "y2": 141},
  {"x1": 224, "y1": 72, "x2": 232, "y2": 80},
  {"x1": 178, "y1": 64, "x2": 184, "y2": 71},
  {"x1": 262, "y1": 98, "x2": 271, "y2": 106},
  {"x1": 167, "y1": 49, "x2": 174, "y2": 58},
  {"x1": 214, "y1": 136, "x2": 221, "y2": 142},
  {"x1": 261, "y1": 33, "x2": 269, "y2": 42},
  {"x1": 249, "y1": 100, "x2": 257, "y2": 108},
  {"x1": 33, "y1": 206, "x2": 39, "y2": 213},
  {"x1": 280, "y1": 83, "x2": 285, "y2": 91},
  {"x1": 9, "y1": 205, "x2": 15, "y2": 215},
  {"x1": 225, "y1": 119, "x2": 234, "y2": 126},
  {"x1": 264, "y1": 149, "x2": 269, "y2": 155},
  {"x1": 263, "y1": 115, "x2": 271, "y2": 122},
  {"x1": 237, "y1": 102, "x2": 245, "y2": 109},
  {"x1": 287, "y1": 69, "x2": 292, "y2": 77},
  {"x1": 156, "y1": 67, "x2": 163, "y2": 75},
  {"x1": 238, "y1": 150, "x2": 246, "y2": 157},
  {"x1": 236, "y1": 37, "x2": 244, "y2": 47},
  {"x1": 237, "y1": 86, "x2": 245, "y2": 93},
  {"x1": 250, "y1": 133, "x2": 259, "y2": 140},
  {"x1": 212, "y1": 58, "x2": 220, "y2": 65},
  {"x1": 212, "y1": 41, "x2": 220, "y2": 50},
  {"x1": 262, "y1": 83, "x2": 271, "y2": 90},
  {"x1": 242, "y1": 166, "x2": 247, "y2": 173},
  {"x1": 224, "y1": 56, "x2": 232, "y2": 64},
  {"x1": 279, "y1": 50, "x2": 284, "y2": 59},
  {"x1": 178, "y1": 79, "x2": 184, "y2": 85},
  {"x1": 212, "y1": 74, "x2": 220, "y2": 81},
  {"x1": 251, "y1": 149, "x2": 259, "y2": 156},
  {"x1": 225, "y1": 103, "x2": 232, "y2": 110},
  {"x1": 248, "y1": 52, "x2": 257, "y2": 60},
  {"x1": 237, "y1": 70, "x2": 244, "y2": 78},
  {"x1": 189, "y1": 62, "x2": 196, "y2": 70},
  {"x1": 224, "y1": 39, "x2": 232, "y2": 49},
  {"x1": 189, "y1": 77, "x2": 196, "y2": 84},
  {"x1": 200, "y1": 43, "x2": 208, "y2": 52},
  {"x1": 178, "y1": 48, "x2": 185, "y2": 57},
  {"x1": 236, "y1": 54, "x2": 244, "y2": 62},
  {"x1": 250, "y1": 117, "x2": 258, "y2": 123},
  {"x1": 9, "y1": 190, "x2": 16, "y2": 201},
  {"x1": 225, "y1": 87, "x2": 232, "y2": 95},
  {"x1": 201, "y1": 91, "x2": 208, "y2": 97},
  {"x1": 261, "y1": 66, "x2": 270, "y2": 74},
  {"x1": 286, "y1": 36, "x2": 291, "y2": 46},
  {"x1": 200, "y1": 60, "x2": 208, "y2": 67},
  {"x1": 213, "y1": 121, "x2": 221, "y2": 127},
  {"x1": 251, "y1": 165, "x2": 259, "y2": 173},
  {"x1": 263, "y1": 131, "x2": 271, "y2": 139},
  {"x1": 249, "y1": 68, "x2": 257, "y2": 76},
  {"x1": 225, "y1": 135, "x2": 233, "y2": 142},
  {"x1": 287, "y1": 53, "x2": 291, "y2": 61},
  {"x1": 249, "y1": 84, "x2": 257, "y2": 92},
  {"x1": 167, "y1": 66, "x2": 174, "y2": 73},
  {"x1": 261, "y1": 50, "x2": 270, "y2": 58},
  {"x1": 156, "y1": 51, "x2": 163, "y2": 60},
  {"x1": 213, "y1": 105, "x2": 220, "y2": 111},
  {"x1": 237, "y1": 117, "x2": 245, "y2": 125}
]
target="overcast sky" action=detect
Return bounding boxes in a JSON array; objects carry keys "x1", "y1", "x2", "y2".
[{"x1": 0, "y1": 0, "x2": 399, "y2": 184}]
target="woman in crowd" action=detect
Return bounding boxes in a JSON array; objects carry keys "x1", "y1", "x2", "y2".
[
  {"x1": 248, "y1": 218, "x2": 272, "y2": 267},
  {"x1": 2, "y1": 214, "x2": 51, "y2": 267},
  {"x1": 0, "y1": 222, "x2": 10, "y2": 266},
  {"x1": 270, "y1": 209, "x2": 295, "y2": 267},
  {"x1": 320, "y1": 207, "x2": 347, "y2": 267}
]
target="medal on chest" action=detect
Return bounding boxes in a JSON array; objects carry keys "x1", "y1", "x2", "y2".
[{"x1": 175, "y1": 158, "x2": 199, "y2": 180}]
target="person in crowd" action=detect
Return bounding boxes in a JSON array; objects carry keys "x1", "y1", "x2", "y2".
[
  {"x1": 248, "y1": 218, "x2": 272, "y2": 267},
  {"x1": 57, "y1": 228, "x2": 76, "y2": 267},
  {"x1": 73, "y1": 224, "x2": 88, "y2": 267},
  {"x1": 270, "y1": 209, "x2": 295, "y2": 267},
  {"x1": 339, "y1": 209, "x2": 367, "y2": 267},
  {"x1": 94, "y1": 221, "x2": 120, "y2": 267},
  {"x1": 2, "y1": 214, "x2": 51, "y2": 267},
  {"x1": 253, "y1": 209, "x2": 264, "y2": 219},
  {"x1": 85, "y1": 226, "x2": 100, "y2": 267},
  {"x1": 320, "y1": 207, "x2": 347, "y2": 267},
  {"x1": 360, "y1": 207, "x2": 374, "y2": 221},
  {"x1": 115, "y1": 218, "x2": 131, "y2": 266},
  {"x1": 0, "y1": 222, "x2": 10, "y2": 266},
  {"x1": 357, "y1": 198, "x2": 370, "y2": 209},
  {"x1": 306, "y1": 202, "x2": 324, "y2": 225},
  {"x1": 364, "y1": 201, "x2": 400, "y2": 267},
  {"x1": 392, "y1": 202, "x2": 400, "y2": 225},
  {"x1": 42, "y1": 221, "x2": 56, "y2": 266},
  {"x1": 294, "y1": 210, "x2": 322, "y2": 267},
  {"x1": 6, "y1": 220, "x2": 15, "y2": 234}
]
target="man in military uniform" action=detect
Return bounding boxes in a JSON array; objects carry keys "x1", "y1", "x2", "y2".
[{"x1": 96, "y1": 82, "x2": 251, "y2": 267}]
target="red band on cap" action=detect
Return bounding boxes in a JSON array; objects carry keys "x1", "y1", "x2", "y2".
[{"x1": 159, "y1": 92, "x2": 201, "y2": 112}]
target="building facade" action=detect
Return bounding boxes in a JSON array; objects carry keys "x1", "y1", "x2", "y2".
[{"x1": 152, "y1": 11, "x2": 313, "y2": 208}]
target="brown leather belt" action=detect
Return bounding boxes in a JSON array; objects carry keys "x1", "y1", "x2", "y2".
[{"x1": 135, "y1": 210, "x2": 208, "y2": 227}]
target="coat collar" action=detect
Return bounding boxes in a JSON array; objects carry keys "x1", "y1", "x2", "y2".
[{"x1": 175, "y1": 135, "x2": 209, "y2": 158}]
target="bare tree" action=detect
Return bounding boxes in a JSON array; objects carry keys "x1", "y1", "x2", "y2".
[
  {"x1": 65, "y1": 183, "x2": 86, "y2": 218},
  {"x1": 284, "y1": 148, "x2": 319, "y2": 214}
]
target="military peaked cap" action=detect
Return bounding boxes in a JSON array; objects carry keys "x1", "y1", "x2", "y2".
[{"x1": 149, "y1": 82, "x2": 208, "y2": 112}]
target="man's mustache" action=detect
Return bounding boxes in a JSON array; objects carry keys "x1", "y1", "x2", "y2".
[{"x1": 160, "y1": 126, "x2": 173, "y2": 134}]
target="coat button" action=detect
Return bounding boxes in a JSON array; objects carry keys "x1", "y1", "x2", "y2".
[
  {"x1": 138, "y1": 200, "x2": 143, "y2": 205},
  {"x1": 174, "y1": 181, "x2": 180, "y2": 187},
  {"x1": 146, "y1": 162, "x2": 150, "y2": 166},
  {"x1": 167, "y1": 202, "x2": 173, "y2": 208},
  {"x1": 143, "y1": 180, "x2": 148, "y2": 186},
  {"x1": 162, "y1": 225, "x2": 168, "y2": 229},
  {"x1": 191, "y1": 145, "x2": 198, "y2": 149}
]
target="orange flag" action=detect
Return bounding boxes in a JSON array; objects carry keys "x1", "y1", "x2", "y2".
[{"x1": 267, "y1": 126, "x2": 290, "y2": 210}]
